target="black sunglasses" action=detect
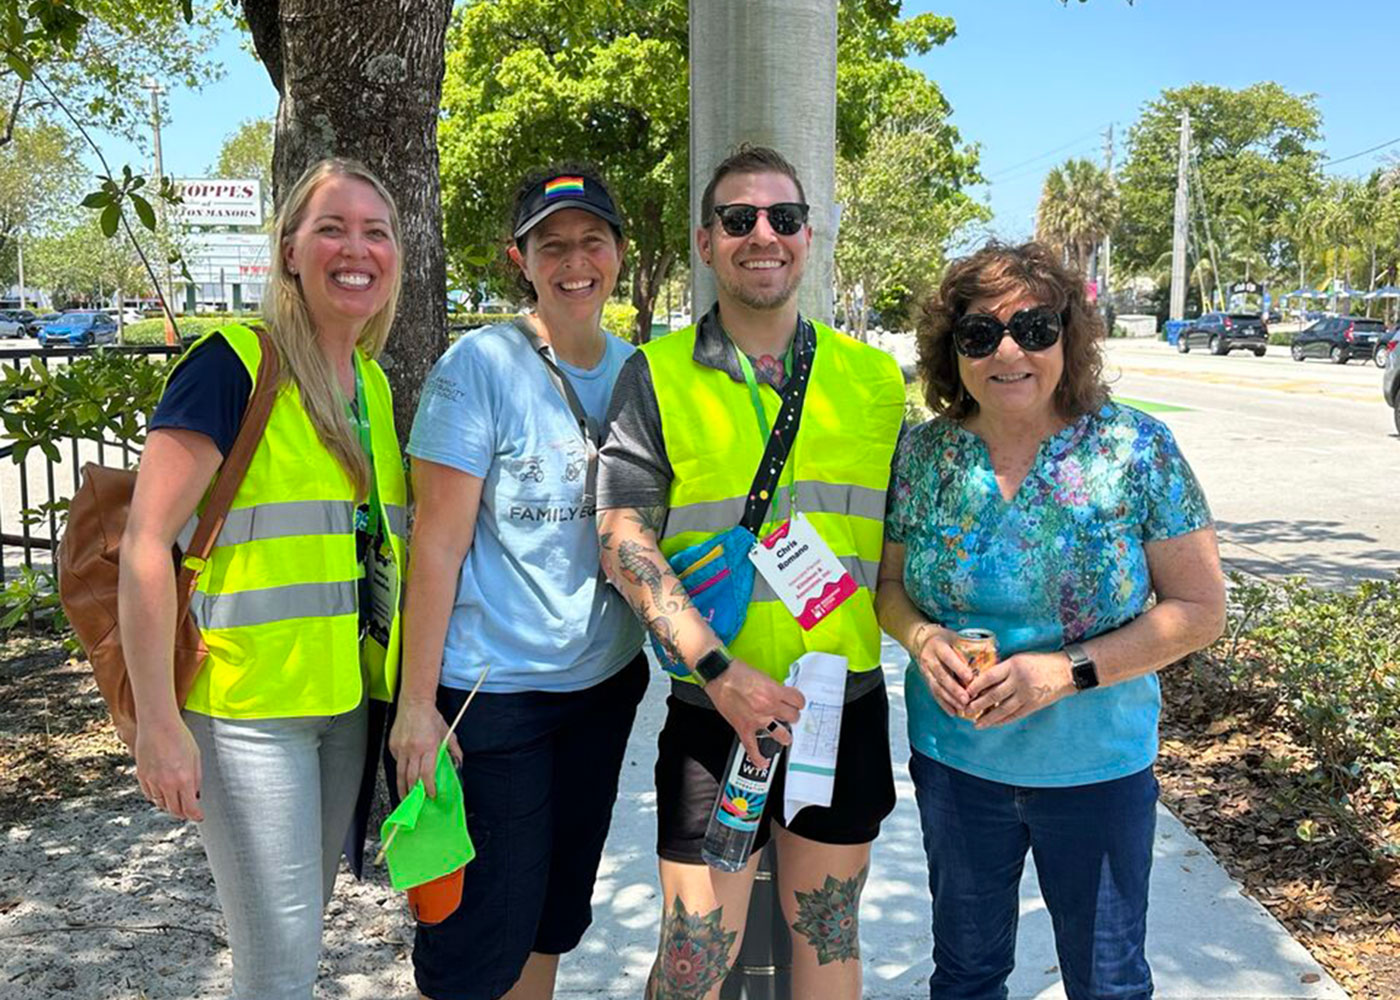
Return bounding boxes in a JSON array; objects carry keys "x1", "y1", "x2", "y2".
[
  {"x1": 952, "y1": 306, "x2": 1065, "y2": 359},
  {"x1": 712, "y1": 202, "x2": 810, "y2": 237}
]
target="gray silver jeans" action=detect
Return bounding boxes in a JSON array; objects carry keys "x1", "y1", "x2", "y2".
[{"x1": 185, "y1": 702, "x2": 368, "y2": 1000}]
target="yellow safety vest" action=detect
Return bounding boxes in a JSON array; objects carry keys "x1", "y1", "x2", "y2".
[
  {"x1": 173, "y1": 324, "x2": 408, "y2": 719},
  {"x1": 642, "y1": 320, "x2": 904, "y2": 683}
]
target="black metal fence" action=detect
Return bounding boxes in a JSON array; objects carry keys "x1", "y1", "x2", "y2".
[{"x1": 0, "y1": 342, "x2": 183, "y2": 585}]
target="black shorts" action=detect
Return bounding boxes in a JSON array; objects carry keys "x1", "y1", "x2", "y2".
[
  {"x1": 655, "y1": 672, "x2": 896, "y2": 864},
  {"x1": 402, "y1": 654, "x2": 648, "y2": 1000}
]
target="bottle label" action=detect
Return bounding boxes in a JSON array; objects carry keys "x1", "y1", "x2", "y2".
[{"x1": 715, "y1": 752, "x2": 775, "y2": 832}]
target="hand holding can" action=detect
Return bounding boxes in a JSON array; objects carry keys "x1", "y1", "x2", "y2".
[{"x1": 952, "y1": 628, "x2": 998, "y2": 720}]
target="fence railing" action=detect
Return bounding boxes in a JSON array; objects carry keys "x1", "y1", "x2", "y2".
[{"x1": 0, "y1": 342, "x2": 184, "y2": 584}]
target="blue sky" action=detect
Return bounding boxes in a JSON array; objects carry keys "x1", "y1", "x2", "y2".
[{"x1": 101, "y1": 1, "x2": 1399, "y2": 241}]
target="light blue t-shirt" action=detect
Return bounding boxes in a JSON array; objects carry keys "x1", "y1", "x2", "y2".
[
  {"x1": 886, "y1": 403, "x2": 1212, "y2": 787},
  {"x1": 408, "y1": 322, "x2": 644, "y2": 693}
]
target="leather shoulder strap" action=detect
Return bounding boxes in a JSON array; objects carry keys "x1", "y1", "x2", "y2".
[{"x1": 175, "y1": 328, "x2": 283, "y2": 605}]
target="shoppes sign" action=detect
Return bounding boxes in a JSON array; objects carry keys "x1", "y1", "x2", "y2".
[{"x1": 173, "y1": 179, "x2": 263, "y2": 226}]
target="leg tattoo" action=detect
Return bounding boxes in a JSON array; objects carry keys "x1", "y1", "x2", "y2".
[
  {"x1": 651, "y1": 897, "x2": 736, "y2": 999},
  {"x1": 791, "y1": 866, "x2": 868, "y2": 964}
]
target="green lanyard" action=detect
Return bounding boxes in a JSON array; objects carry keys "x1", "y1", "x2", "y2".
[
  {"x1": 345, "y1": 354, "x2": 380, "y2": 544},
  {"x1": 732, "y1": 339, "x2": 797, "y2": 531}
]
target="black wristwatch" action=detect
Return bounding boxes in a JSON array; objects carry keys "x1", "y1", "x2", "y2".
[
  {"x1": 695, "y1": 646, "x2": 733, "y2": 685},
  {"x1": 1064, "y1": 643, "x2": 1099, "y2": 691}
]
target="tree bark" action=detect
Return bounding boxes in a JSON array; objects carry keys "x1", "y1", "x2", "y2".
[{"x1": 242, "y1": 0, "x2": 453, "y2": 438}]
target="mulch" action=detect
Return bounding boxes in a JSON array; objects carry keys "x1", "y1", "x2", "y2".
[{"x1": 1157, "y1": 656, "x2": 1400, "y2": 999}]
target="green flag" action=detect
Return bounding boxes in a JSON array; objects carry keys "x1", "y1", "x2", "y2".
[{"x1": 380, "y1": 743, "x2": 475, "y2": 891}]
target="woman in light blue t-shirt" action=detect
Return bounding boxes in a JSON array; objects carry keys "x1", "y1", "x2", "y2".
[
  {"x1": 388, "y1": 165, "x2": 645, "y2": 1000},
  {"x1": 876, "y1": 241, "x2": 1226, "y2": 1000}
]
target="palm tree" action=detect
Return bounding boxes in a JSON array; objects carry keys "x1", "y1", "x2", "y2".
[{"x1": 1036, "y1": 158, "x2": 1119, "y2": 275}]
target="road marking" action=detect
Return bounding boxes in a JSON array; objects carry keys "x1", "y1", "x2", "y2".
[
  {"x1": 1113, "y1": 396, "x2": 1191, "y2": 413},
  {"x1": 1124, "y1": 366, "x2": 1376, "y2": 403}
]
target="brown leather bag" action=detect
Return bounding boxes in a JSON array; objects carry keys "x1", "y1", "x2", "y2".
[{"x1": 58, "y1": 327, "x2": 281, "y2": 749}]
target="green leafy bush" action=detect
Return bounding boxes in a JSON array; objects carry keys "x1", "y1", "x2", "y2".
[
  {"x1": 1204, "y1": 573, "x2": 1400, "y2": 808},
  {"x1": 121, "y1": 316, "x2": 250, "y2": 345},
  {"x1": 602, "y1": 302, "x2": 638, "y2": 341}
]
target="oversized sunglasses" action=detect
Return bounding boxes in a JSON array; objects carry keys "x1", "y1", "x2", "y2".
[
  {"x1": 712, "y1": 202, "x2": 810, "y2": 237},
  {"x1": 952, "y1": 306, "x2": 1065, "y2": 359}
]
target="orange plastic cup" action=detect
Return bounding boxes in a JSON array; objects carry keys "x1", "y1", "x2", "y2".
[{"x1": 407, "y1": 865, "x2": 464, "y2": 925}]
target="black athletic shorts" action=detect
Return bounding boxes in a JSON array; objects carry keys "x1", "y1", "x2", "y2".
[
  {"x1": 403, "y1": 654, "x2": 648, "y2": 1000},
  {"x1": 654, "y1": 671, "x2": 896, "y2": 864}
]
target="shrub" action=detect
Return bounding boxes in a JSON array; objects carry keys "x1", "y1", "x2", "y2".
[
  {"x1": 1204, "y1": 573, "x2": 1400, "y2": 810},
  {"x1": 602, "y1": 301, "x2": 638, "y2": 341},
  {"x1": 121, "y1": 316, "x2": 252, "y2": 345}
]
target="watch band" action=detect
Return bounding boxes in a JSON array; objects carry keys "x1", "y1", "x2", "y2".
[
  {"x1": 1064, "y1": 642, "x2": 1099, "y2": 691},
  {"x1": 695, "y1": 646, "x2": 733, "y2": 685}
]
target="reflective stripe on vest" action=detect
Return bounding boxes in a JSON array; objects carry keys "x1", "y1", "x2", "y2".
[
  {"x1": 190, "y1": 579, "x2": 358, "y2": 631},
  {"x1": 178, "y1": 499, "x2": 408, "y2": 552},
  {"x1": 665, "y1": 481, "x2": 887, "y2": 539}
]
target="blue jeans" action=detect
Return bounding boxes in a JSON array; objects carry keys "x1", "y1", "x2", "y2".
[
  {"x1": 910, "y1": 752, "x2": 1157, "y2": 1000},
  {"x1": 185, "y1": 703, "x2": 368, "y2": 1000}
]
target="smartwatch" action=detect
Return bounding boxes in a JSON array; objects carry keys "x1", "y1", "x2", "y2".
[
  {"x1": 1064, "y1": 643, "x2": 1099, "y2": 691},
  {"x1": 695, "y1": 646, "x2": 733, "y2": 685}
]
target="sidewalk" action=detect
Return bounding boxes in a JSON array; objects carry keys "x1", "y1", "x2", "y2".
[{"x1": 557, "y1": 639, "x2": 1347, "y2": 999}]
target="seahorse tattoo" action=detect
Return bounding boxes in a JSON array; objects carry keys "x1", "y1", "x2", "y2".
[
  {"x1": 648, "y1": 898, "x2": 736, "y2": 1000},
  {"x1": 791, "y1": 867, "x2": 868, "y2": 964}
]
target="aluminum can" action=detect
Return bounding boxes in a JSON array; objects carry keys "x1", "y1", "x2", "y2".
[{"x1": 952, "y1": 627, "x2": 998, "y2": 719}]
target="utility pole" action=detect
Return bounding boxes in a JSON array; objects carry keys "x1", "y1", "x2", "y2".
[
  {"x1": 689, "y1": 0, "x2": 837, "y2": 324},
  {"x1": 1169, "y1": 111, "x2": 1191, "y2": 321},
  {"x1": 145, "y1": 77, "x2": 177, "y2": 345},
  {"x1": 16, "y1": 234, "x2": 24, "y2": 310},
  {"x1": 1102, "y1": 123, "x2": 1113, "y2": 301}
]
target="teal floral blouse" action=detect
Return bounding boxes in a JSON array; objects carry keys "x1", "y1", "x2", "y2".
[{"x1": 887, "y1": 402, "x2": 1212, "y2": 786}]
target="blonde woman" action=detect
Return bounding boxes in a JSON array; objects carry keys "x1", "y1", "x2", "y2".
[{"x1": 120, "y1": 157, "x2": 409, "y2": 1000}]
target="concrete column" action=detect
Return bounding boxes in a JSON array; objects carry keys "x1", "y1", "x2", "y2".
[{"x1": 689, "y1": 0, "x2": 837, "y2": 324}]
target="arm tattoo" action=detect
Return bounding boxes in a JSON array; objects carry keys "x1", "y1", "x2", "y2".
[
  {"x1": 627, "y1": 503, "x2": 668, "y2": 535},
  {"x1": 618, "y1": 539, "x2": 669, "y2": 607},
  {"x1": 791, "y1": 866, "x2": 868, "y2": 965},
  {"x1": 648, "y1": 898, "x2": 736, "y2": 1000}
]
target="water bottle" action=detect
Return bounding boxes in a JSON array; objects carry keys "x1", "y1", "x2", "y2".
[{"x1": 702, "y1": 730, "x2": 785, "y2": 873}]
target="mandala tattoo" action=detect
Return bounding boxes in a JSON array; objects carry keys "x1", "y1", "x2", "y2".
[
  {"x1": 791, "y1": 867, "x2": 868, "y2": 965},
  {"x1": 650, "y1": 898, "x2": 736, "y2": 999}
]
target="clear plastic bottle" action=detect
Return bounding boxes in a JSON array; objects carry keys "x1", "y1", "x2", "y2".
[{"x1": 702, "y1": 730, "x2": 785, "y2": 873}]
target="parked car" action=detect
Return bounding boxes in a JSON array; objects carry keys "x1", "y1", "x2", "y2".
[
  {"x1": 37, "y1": 310, "x2": 118, "y2": 347},
  {"x1": 101, "y1": 307, "x2": 144, "y2": 326},
  {"x1": 1175, "y1": 311, "x2": 1268, "y2": 356},
  {"x1": 1290, "y1": 316, "x2": 1386, "y2": 364},
  {"x1": 1384, "y1": 346, "x2": 1400, "y2": 435},
  {"x1": 0, "y1": 309, "x2": 39, "y2": 336},
  {"x1": 0, "y1": 313, "x2": 23, "y2": 339},
  {"x1": 1373, "y1": 329, "x2": 1400, "y2": 368}
]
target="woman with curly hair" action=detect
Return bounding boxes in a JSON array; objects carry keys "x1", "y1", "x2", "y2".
[{"x1": 876, "y1": 241, "x2": 1226, "y2": 1000}]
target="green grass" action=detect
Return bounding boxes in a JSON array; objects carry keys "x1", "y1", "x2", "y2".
[{"x1": 1114, "y1": 396, "x2": 1191, "y2": 414}]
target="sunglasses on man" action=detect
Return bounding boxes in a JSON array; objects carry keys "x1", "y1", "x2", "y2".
[
  {"x1": 952, "y1": 305, "x2": 1066, "y2": 359},
  {"x1": 712, "y1": 202, "x2": 810, "y2": 238}
]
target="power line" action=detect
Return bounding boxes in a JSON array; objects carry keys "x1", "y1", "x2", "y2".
[
  {"x1": 981, "y1": 125, "x2": 1110, "y2": 181},
  {"x1": 1322, "y1": 135, "x2": 1400, "y2": 168}
]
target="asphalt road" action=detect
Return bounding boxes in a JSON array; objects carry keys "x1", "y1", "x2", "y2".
[{"x1": 1104, "y1": 338, "x2": 1397, "y2": 588}]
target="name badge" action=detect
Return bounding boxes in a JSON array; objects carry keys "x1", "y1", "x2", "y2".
[
  {"x1": 366, "y1": 538, "x2": 398, "y2": 648},
  {"x1": 748, "y1": 512, "x2": 857, "y2": 630}
]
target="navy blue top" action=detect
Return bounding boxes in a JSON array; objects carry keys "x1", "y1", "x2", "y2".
[{"x1": 149, "y1": 336, "x2": 252, "y2": 456}]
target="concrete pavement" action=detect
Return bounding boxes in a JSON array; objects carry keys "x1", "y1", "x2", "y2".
[{"x1": 556, "y1": 638, "x2": 1346, "y2": 998}]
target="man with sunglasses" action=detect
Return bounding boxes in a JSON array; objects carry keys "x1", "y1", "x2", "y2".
[{"x1": 597, "y1": 145, "x2": 905, "y2": 999}]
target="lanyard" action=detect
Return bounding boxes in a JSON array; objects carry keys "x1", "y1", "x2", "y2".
[
  {"x1": 345, "y1": 354, "x2": 381, "y2": 543},
  {"x1": 731, "y1": 337, "x2": 798, "y2": 530}
]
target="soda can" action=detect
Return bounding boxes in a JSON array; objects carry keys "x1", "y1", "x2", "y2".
[{"x1": 952, "y1": 628, "x2": 998, "y2": 720}]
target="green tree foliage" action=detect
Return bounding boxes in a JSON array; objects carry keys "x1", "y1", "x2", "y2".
[
  {"x1": 0, "y1": 1, "x2": 218, "y2": 143},
  {"x1": 1036, "y1": 157, "x2": 1118, "y2": 275},
  {"x1": 212, "y1": 116, "x2": 274, "y2": 224},
  {"x1": 439, "y1": 0, "x2": 980, "y2": 342},
  {"x1": 835, "y1": 121, "x2": 986, "y2": 337},
  {"x1": 27, "y1": 216, "x2": 149, "y2": 307},
  {"x1": 0, "y1": 119, "x2": 84, "y2": 280},
  {"x1": 1115, "y1": 83, "x2": 1323, "y2": 280}
]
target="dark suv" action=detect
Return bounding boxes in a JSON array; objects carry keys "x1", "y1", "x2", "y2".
[
  {"x1": 1384, "y1": 347, "x2": 1400, "y2": 435},
  {"x1": 1291, "y1": 316, "x2": 1385, "y2": 364},
  {"x1": 1176, "y1": 312, "x2": 1268, "y2": 356}
]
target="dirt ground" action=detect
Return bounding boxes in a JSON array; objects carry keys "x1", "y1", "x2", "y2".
[{"x1": 2, "y1": 638, "x2": 1395, "y2": 998}]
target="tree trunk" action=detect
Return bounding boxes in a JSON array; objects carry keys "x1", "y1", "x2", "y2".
[{"x1": 243, "y1": 0, "x2": 453, "y2": 439}]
